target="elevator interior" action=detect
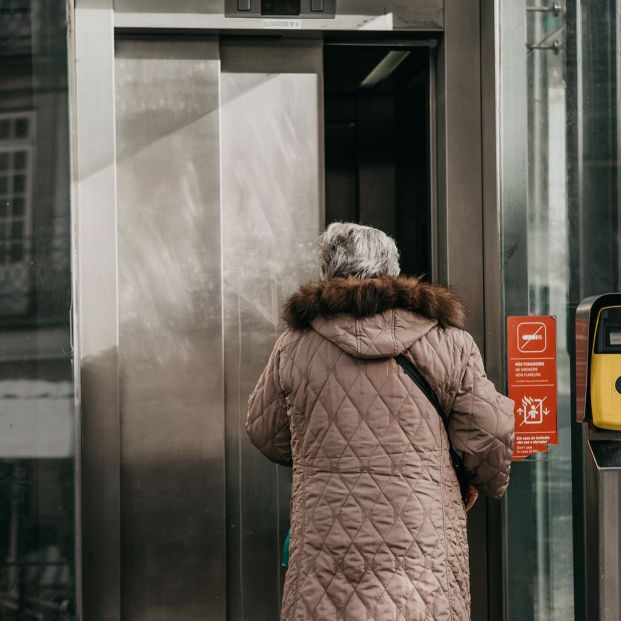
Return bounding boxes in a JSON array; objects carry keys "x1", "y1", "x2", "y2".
[
  {"x1": 75, "y1": 1, "x2": 494, "y2": 618},
  {"x1": 324, "y1": 44, "x2": 431, "y2": 277}
]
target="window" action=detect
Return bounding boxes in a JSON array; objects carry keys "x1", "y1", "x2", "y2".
[{"x1": 0, "y1": 112, "x2": 33, "y2": 267}]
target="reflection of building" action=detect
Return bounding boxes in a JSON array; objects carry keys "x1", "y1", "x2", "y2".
[
  {"x1": 0, "y1": 2, "x2": 73, "y2": 619},
  {"x1": 0, "y1": 110, "x2": 34, "y2": 317}
]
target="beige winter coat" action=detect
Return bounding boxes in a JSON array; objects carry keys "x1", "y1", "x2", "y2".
[{"x1": 247, "y1": 277, "x2": 514, "y2": 621}]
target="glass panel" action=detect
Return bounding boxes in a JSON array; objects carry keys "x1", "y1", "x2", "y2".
[
  {"x1": 261, "y1": 0, "x2": 301, "y2": 15},
  {"x1": 500, "y1": 1, "x2": 575, "y2": 619},
  {"x1": 12, "y1": 198, "x2": 24, "y2": 217},
  {"x1": 12, "y1": 174, "x2": 25, "y2": 194},
  {"x1": 9, "y1": 241, "x2": 24, "y2": 264},
  {"x1": 0, "y1": 2, "x2": 75, "y2": 621},
  {"x1": 14, "y1": 118, "x2": 29, "y2": 139},
  {"x1": 10, "y1": 220, "x2": 23, "y2": 242},
  {"x1": 0, "y1": 120, "x2": 10, "y2": 140},
  {"x1": 567, "y1": 1, "x2": 621, "y2": 613},
  {"x1": 502, "y1": 0, "x2": 621, "y2": 618},
  {"x1": 13, "y1": 151, "x2": 27, "y2": 171}
]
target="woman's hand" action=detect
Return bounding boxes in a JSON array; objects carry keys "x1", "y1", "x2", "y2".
[{"x1": 465, "y1": 484, "x2": 479, "y2": 512}]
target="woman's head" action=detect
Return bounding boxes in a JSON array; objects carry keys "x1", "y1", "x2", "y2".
[{"x1": 318, "y1": 222, "x2": 400, "y2": 280}]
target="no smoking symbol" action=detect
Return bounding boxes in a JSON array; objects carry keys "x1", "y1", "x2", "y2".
[{"x1": 517, "y1": 322, "x2": 547, "y2": 353}]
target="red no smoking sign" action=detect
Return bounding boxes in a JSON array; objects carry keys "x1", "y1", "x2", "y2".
[{"x1": 507, "y1": 316, "x2": 558, "y2": 461}]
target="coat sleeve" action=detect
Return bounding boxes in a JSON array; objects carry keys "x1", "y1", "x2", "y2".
[
  {"x1": 246, "y1": 333, "x2": 292, "y2": 467},
  {"x1": 448, "y1": 332, "x2": 514, "y2": 499}
]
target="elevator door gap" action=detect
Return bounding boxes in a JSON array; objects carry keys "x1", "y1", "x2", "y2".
[{"x1": 323, "y1": 44, "x2": 432, "y2": 278}]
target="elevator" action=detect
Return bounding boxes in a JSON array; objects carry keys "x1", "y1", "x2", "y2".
[{"x1": 73, "y1": 2, "x2": 498, "y2": 619}]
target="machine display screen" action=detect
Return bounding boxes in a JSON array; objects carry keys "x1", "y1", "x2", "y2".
[
  {"x1": 594, "y1": 307, "x2": 621, "y2": 353},
  {"x1": 261, "y1": 0, "x2": 301, "y2": 15},
  {"x1": 597, "y1": 318, "x2": 621, "y2": 352}
]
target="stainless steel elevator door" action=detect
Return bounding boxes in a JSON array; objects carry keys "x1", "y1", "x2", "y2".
[
  {"x1": 220, "y1": 39, "x2": 323, "y2": 620},
  {"x1": 113, "y1": 36, "x2": 323, "y2": 620},
  {"x1": 115, "y1": 37, "x2": 226, "y2": 621}
]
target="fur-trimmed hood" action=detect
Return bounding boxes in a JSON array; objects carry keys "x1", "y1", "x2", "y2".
[
  {"x1": 283, "y1": 276, "x2": 466, "y2": 359},
  {"x1": 284, "y1": 276, "x2": 465, "y2": 330}
]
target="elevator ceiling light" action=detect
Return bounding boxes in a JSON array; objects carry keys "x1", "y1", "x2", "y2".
[{"x1": 359, "y1": 51, "x2": 411, "y2": 89}]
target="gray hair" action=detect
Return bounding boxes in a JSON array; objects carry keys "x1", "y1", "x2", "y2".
[{"x1": 318, "y1": 222, "x2": 401, "y2": 280}]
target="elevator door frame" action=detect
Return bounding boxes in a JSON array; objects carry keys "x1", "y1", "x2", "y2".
[{"x1": 71, "y1": 1, "x2": 503, "y2": 619}]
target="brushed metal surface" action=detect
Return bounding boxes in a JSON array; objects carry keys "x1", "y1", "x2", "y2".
[
  {"x1": 436, "y1": 2, "x2": 491, "y2": 620},
  {"x1": 437, "y1": 0, "x2": 484, "y2": 345},
  {"x1": 480, "y1": 0, "x2": 502, "y2": 389},
  {"x1": 115, "y1": 37, "x2": 226, "y2": 620},
  {"x1": 73, "y1": 3, "x2": 121, "y2": 619},
  {"x1": 586, "y1": 432, "x2": 621, "y2": 620},
  {"x1": 479, "y1": 3, "x2": 505, "y2": 620},
  {"x1": 113, "y1": 0, "x2": 444, "y2": 31},
  {"x1": 220, "y1": 38, "x2": 323, "y2": 620}
]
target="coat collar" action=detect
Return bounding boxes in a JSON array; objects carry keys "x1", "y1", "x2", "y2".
[{"x1": 283, "y1": 276, "x2": 465, "y2": 331}]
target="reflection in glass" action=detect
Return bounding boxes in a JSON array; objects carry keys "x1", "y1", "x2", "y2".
[
  {"x1": 501, "y1": 1, "x2": 575, "y2": 619},
  {"x1": 0, "y1": 1, "x2": 74, "y2": 619},
  {"x1": 502, "y1": 0, "x2": 621, "y2": 618}
]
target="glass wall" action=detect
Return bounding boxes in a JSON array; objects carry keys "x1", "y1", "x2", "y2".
[
  {"x1": 500, "y1": 1, "x2": 574, "y2": 619},
  {"x1": 501, "y1": 0, "x2": 621, "y2": 619},
  {"x1": 0, "y1": 1, "x2": 74, "y2": 619}
]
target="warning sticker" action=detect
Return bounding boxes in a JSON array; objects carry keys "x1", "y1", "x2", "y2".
[{"x1": 507, "y1": 316, "x2": 558, "y2": 460}]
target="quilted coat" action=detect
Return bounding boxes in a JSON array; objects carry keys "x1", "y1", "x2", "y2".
[{"x1": 247, "y1": 277, "x2": 514, "y2": 621}]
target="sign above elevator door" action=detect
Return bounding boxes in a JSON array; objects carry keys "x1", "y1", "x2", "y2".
[
  {"x1": 507, "y1": 316, "x2": 558, "y2": 460},
  {"x1": 225, "y1": 0, "x2": 336, "y2": 18}
]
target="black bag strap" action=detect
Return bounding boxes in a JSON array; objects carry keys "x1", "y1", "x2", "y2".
[
  {"x1": 395, "y1": 353, "x2": 449, "y2": 432},
  {"x1": 395, "y1": 353, "x2": 470, "y2": 501}
]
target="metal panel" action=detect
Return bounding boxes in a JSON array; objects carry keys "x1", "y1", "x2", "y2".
[
  {"x1": 73, "y1": 3, "x2": 121, "y2": 620},
  {"x1": 224, "y1": 0, "x2": 336, "y2": 19},
  {"x1": 437, "y1": 0, "x2": 484, "y2": 342},
  {"x1": 499, "y1": 1, "x2": 529, "y2": 320},
  {"x1": 220, "y1": 38, "x2": 323, "y2": 620},
  {"x1": 480, "y1": 3, "x2": 505, "y2": 619},
  {"x1": 114, "y1": 37, "x2": 226, "y2": 619},
  {"x1": 585, "y1": 432, "x2": 621, "y2": 620},
  {"x1": 481, "y1": 0, "x2": 502, "y2": 392},
  {"x1": 113, "y1": 0, "x2": 444, "y2": 31},
  {"x1": 436, "y1": 2, "x2": 497, "y2": 620}
]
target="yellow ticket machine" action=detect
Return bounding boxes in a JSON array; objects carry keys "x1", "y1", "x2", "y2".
[
  {"x1": 590, "y1": 305, "x2": 621, "y2": 429},
  {"x1": 576, "y1": 294, "x2": 621, "y2": 620},
  {"x1": 576, "y1": 293, "x2": 621, "y2": 427}
]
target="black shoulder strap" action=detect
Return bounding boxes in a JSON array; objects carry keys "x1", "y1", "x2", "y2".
[
  {"x1": 395, "y1": 353, "x2": 470, "y2": 502},
  {"x1": 395, "y1": 353, "x2": 449, "y2": 431}
]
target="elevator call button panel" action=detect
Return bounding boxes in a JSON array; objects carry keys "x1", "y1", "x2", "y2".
[
  {"x1": 591, "y1": 305, "x2": 621, "y2": 430},
  {"x1": 226, "y1": 0, "x2": 335, "y2": 18}
]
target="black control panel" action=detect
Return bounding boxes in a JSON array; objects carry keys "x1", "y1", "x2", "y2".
[{"x1": 225, "y1": 0, "x2": 335, "y2": 18}]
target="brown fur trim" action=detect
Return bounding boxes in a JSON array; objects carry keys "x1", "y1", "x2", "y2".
[{"x1": 283, "y1": 276, "x2": 466, "y2": 330}]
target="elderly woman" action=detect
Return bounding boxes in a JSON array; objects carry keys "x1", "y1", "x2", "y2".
[{"x1": 246, "y1": 222, "x2": 514, "y2": 621}]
